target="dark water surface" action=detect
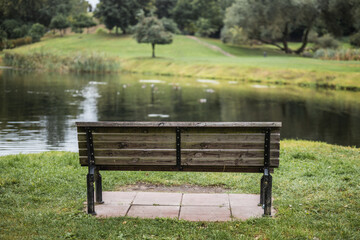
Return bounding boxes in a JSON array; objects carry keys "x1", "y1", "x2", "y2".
[{"x1": 1, "y1": 69, "x2": 360, "y2": 155}]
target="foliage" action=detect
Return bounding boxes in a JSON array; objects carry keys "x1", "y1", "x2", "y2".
[
  {"x1": 134, "y1": 15, "x2": 173, "y2": 58},
  {"x1": 155, "y1": 0, "x2": 177, "y2": 18},
  {"x1": 50, "y1": 15, "x2": 70, "y2": 36},
  {"x1": 172, "y1": 0, "x2": 229, "y2": 37},
  {"x1": 3, "y1": 51, "x2": 119, "y2": 73},
  {"x1": 224, "y1": 0, "x2": 320, "y2": 54},
  {"x1": 160, "y1": 17, "x2": 180, "y2": 34},
  {"x1": 1, "y1": 19, "x2": 27, "y2": 39},
  {"x1": 195, "y1": 17, "x2": 217, "y2": 37},
  {"x1": 0, "y1": 141, "x2": 359, "y2": 239},
  {"x1": 94, "y1": 0, "x2": 149, "y2": 34},
  {"x1": 349, "y1": 32, "x2": 360, "y2": 47},
  {"x1": 220, "y1": 26, "x2": 248, "y2": 45},
  {"x1": 28, "y1": 23, "x2": 46, "y2": 42},
  {"x1": 71, "y1": 13, "x2": 96, "y2": 34},
  {"x1": 0, "y1": 0, "x2": 88, "y2": 27},
  {"x1": 314, "y1": 48, "x2": 360, "y2": 61},
  {"x1": 314, "y1": 34, "x2": 340, "y2": 50}
]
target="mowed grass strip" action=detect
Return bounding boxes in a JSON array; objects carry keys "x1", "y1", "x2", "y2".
[
  {"x1": 4, "y1": 33, "x2": 360, "y2": 90},
  {"x1": 0, "y1": 140, "x2": 359, "y2": 239}
]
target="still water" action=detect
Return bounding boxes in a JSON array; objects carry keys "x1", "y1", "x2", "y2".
[{"x1": 1, "y1": 69, "x2": 360, "y2": 155}]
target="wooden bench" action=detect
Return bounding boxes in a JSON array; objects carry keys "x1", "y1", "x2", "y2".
[{"x1": 76, "y1": 122, "x2": 281, "y2": 216}]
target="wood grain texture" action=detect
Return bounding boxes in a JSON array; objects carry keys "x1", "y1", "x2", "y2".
[{"x1": 76, "y1": 121, "x2": 282, "y2": 128}]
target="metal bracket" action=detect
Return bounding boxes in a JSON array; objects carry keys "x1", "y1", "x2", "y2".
[
  {"x1": 176, "y1": 127, "x2": 183, "y2": 171},
  {"x1": 85, "y1": 127, "x2": 96, "y2": 214},
  {"x1": 264, "y1": 128, "x2": 271, "y2": 170}
]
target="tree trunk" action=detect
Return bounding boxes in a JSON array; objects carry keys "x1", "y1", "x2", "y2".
[
  {"x1": 152, "y1": 43, "x2": 155, "y2": 58},
  {"x1": 282, "y1": 23, "x2": 292, "y2": 53},
  {"x1": 295, "y1": 27, "x2": 311, "y2": 54}
]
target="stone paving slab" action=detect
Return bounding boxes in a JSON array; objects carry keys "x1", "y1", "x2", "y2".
[
  {"x1": 180, "y1": 206, "x2": 231, "y2": 222},
  {"x1": 91, "y1": 191, "x2": 274, "y2": 221},
  {"x1": 182, "y1": 193, "x2": 229, "y2": 207},
  {"x1": 133, "y1": 192, "x2": 182, "y2": 206},
  {"x1": 128, "y1": 206, "x2": 180, "y2": 219}
]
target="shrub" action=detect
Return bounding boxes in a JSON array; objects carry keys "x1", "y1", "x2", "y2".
[
  {"x1": 349, "y1": 32, "x2": 360, "y2": 47},
  {"x1": 28, "y1": 23, "x2": 46, "y2": 42},
  {"x1": 314, "y1": 34, "x2": 340, "y2": 50},
  {"x1": 95, "y1": 27, "x2": 108, "y2": 35},
  {"x1": 195, "y1": 18, "x2": 216, "y2": 37},
  {"x1": 8, "y1": 36, "x2": 32, "y2": 48},
  {"x1": 160, "y1": 18, "x2": 180, "y2": 34},
  {"x1": 314, "y1": 48, "x2": 360, "y2": 61},
  {"x1": 221, "y1": 26, "x2": 248, "y2": 45}
]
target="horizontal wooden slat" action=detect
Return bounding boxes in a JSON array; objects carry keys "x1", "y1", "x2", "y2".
[
  {"x1": 181, "y1": 142, "x2": 279, "y2": 149},
  {"x1": 79, "y1": 149, "x2": 176, "y2": 158},
  {"x1": 77, "y1": 127, "x2": 175, "y2": 134},
  {"x1": 78, "y1": 126, "x2": 280, "y2": 134},
  {"x1": 80, "y1": 157, "x2": 175, "y2": 166},
  {"x1": 182, "y1": 134, "x2": 280, "y2": 143},
  {"x1": 77, "y1": 133, "x2": 175, "y2": 142},
  {"x1": 76, "y1": 121, "x2": 282, "y2": 128},
  {"x1": 78, "y1": 141, "x2": 176, "y2": 149},
  {"x1": 96, "y1": 165, "x2": 274, "y2": 173}
]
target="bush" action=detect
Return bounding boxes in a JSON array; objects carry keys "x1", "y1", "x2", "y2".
[
  {"x1": 221, "y1": 26, "x2": 248, "y2": 45},
  {"x1": 7, "y1": 36, "x2": 33, "y2": 48},
  {"x1": 195, "y1": 18, "x2": 216, "y2": 37},
  {"x1": 160, "y1": 18, "x2": 180, "y2": 34},
  {"x1": 95, "y1": 27, "x2": 108, "y2": 35},
  {"x1": 28, "y1": 23, "x2": 46, "y2": 42},
  {"x1": 314, "y1": 48, "x2": 360, "y2": 61},
  {"x1": 314, "y1": 34, "x2": 340, "y2": 50},
  {"x1": 350, "y1": 32, "x2": 360, "y2": 47}
]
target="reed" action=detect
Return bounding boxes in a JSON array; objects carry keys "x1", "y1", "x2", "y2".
[
  {"x1": 314, "y1": 48, "x2": 360, "y2": 61},
  {"x1": 3, "y1": 50, "x2": 119, "y2": 73}
]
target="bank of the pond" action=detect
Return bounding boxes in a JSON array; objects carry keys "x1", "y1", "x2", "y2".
[
  {"x1": 2, "y1": 33, "x2": 360, "y2": 91},
  {"x1": 0, "y1": 140, "x2": 359, "y2": 239}
]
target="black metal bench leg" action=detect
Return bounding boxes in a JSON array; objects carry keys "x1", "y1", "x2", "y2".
[
  {"x1": 263, "y1": 173, "x2": 272, "y2": 216},
  {"x1": 95, "y1": 169, "x2": 104, "y2": 204},
  {"x1": 87, "y1": 173, "x2": 96, "y2": 215},
  {"x1": 260, "y1": 175, "x2": 265, "y2": 206}
]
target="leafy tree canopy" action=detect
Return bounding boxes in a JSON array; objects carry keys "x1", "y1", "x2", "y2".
[
  {"x1": 134, "y1": 15, "x2": 173, "y2": 58},
  {"x1": 94, "y1": 0, "x2": 150, "y2": 34}
]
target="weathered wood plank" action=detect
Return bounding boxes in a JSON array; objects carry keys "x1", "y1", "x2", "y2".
[
  {"x1": 78, "y1": 141, "x2": 176, "y2": 149},
  {"x1": 181, "y1": 134, "x2": 280, "y2": 143},
  {"x1": 181, "y1": 142, "x2": 279, "y2": 149},
  {"x1": 78, "y1": 126, "x2": 280, "y2": 134},
  {"x1": 77, "y1": 127, "x2": 175, "y2": 134},
  {"x1": 79, "y1": 149, "x2": 176, "y2": 158},
  {"x1": 96, "y1": 165, "x2": 274, "y2": 173},
  {"x1": 79, "y1": 156, "x2": 176, "y2": 165},
  {"x1": 76, "y1": 121, "x2": 282, "y2": 128},
  {"x1": 78, "y1": 141, "x2": 279, "y2": 150},
  {"x1": 182, "y1": 157, "x2": 279, "y2": 167},
  {"x1": 77, "y1": 133, "x2": 175, "y2": 142}
]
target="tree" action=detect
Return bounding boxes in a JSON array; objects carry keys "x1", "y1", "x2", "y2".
[
  {"x1": 28, "y1": 23, "x2": 46, "y2": 42},
  {"x1": 155, "y1": 0, "x2": 177, "y2": 18},
  {"x1": 50, "y1": 15, "x2": 70, "y2": 36},
  {"x1": 72, "y1": 13, "x2": 96, "y2": 33},
  {"x1": 223, "y1": 0, "x2": 319, "y2": 54},
  {"x1": 94, "y1": 0, "x2": 150, "y2": 34},
  {"x1": 134, "y1": 15, "x2": 172, "y2": 58}
]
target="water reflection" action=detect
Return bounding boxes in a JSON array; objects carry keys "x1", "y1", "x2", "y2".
[{"x1": 0, "y1": 69, "x2": 360, "y2": 155}]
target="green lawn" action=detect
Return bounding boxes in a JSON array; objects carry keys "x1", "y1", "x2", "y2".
[
  {"x1": 0, "y1": 140, "x2": 359, "y2": 239},
  {"x1": 3, "y1": 33, "x2": 360, "y2": 90}
]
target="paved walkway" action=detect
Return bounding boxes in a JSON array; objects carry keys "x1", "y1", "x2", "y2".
[{"x1": 92, "y1": 192, "x2": 274, "y2": 221}]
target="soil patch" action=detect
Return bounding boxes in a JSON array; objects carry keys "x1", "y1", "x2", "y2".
[{"x1": 116, "y1": 183, "x2": 230, "y2": 193}]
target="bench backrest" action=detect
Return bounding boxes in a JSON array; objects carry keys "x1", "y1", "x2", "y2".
[{"x1": 76, "y1": 122, "x2": 281, "y2": 173}]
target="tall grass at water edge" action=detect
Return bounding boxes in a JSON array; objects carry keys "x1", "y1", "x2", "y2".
[
  {"x1": 3, "y1": 50, "x2": 119, "y2": 73},
  {"x1": 0, "y1": 140, "x2": 359, "y2": 239},
  {"x1": 314, "y1": 48, "x2": 360, "y2": 61}
]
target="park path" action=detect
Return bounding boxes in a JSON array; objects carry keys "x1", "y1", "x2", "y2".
[{"x1": 186, "y1": 35, "x2": 235, "y2": 57}]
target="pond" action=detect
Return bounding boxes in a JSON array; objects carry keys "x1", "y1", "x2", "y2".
[{"x1": 1, "y1": 69, "x2": 360, "y2": 155}]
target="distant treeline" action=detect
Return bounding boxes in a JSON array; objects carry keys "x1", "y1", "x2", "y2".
[{"x1": 1, "y1": 0, "x2": 360, "y2": 54}]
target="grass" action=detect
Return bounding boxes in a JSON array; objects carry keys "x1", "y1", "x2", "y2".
[
  {"x1": 2, "y1": 33, "x2": 360, "y2": 90},
  {"x1": 0, "y1": 140, "x2": 359, "y2": 239}
]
